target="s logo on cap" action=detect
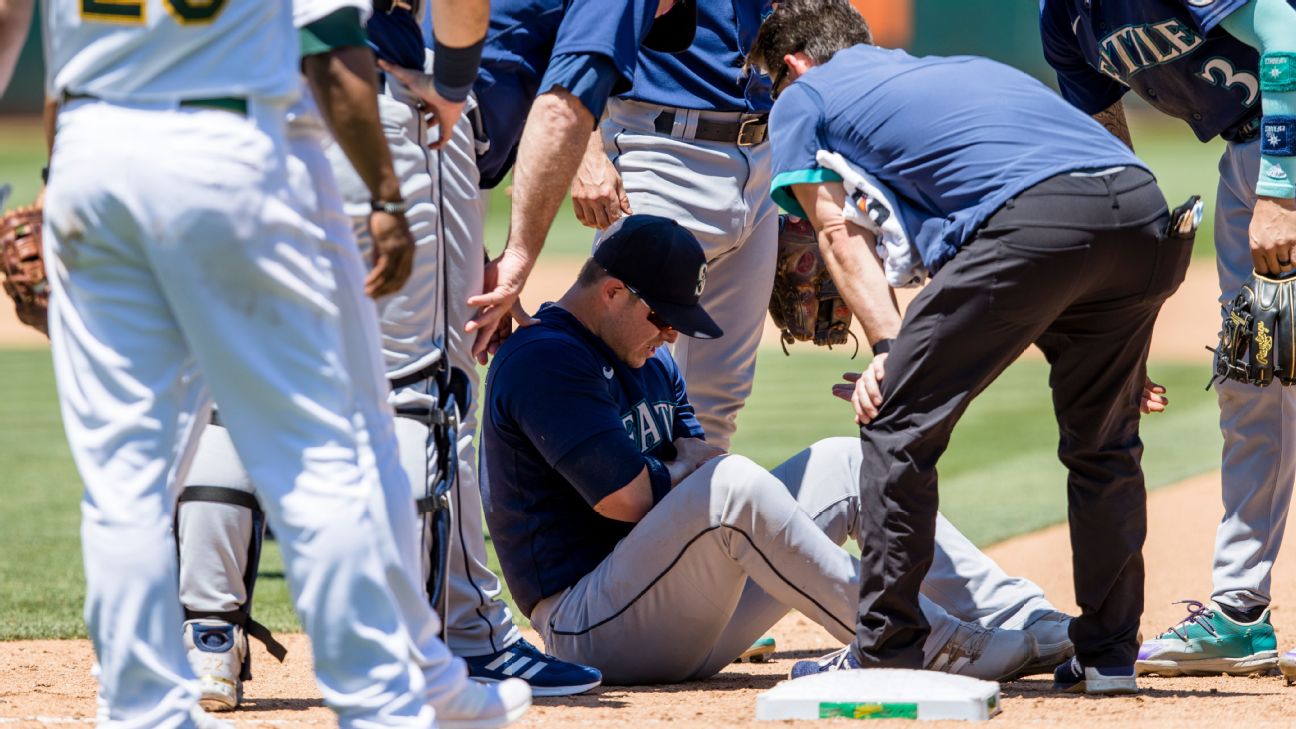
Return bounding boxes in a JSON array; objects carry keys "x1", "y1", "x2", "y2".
[{"x1": 695, "y1": 263, "x2": 708, "y2": 297}]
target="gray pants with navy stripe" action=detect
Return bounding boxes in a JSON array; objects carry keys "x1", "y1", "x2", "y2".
[
  {"x1": 529, "y1": 437, "x2": 1056, "y2": 685},
  {"x1": 1211, "y1": 138, "x2": 1296, "y2": 614}
]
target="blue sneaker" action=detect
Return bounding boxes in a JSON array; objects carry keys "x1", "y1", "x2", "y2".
[
  {"x1": 463, "y1": 638, "x2": 602, "y2": 697},
  {"x1": 788, "y1": 646, "x2": 861, "y2": 679},
  {"x1": 1053, "y1": 657, "x2": 1138, "y2": 695}
]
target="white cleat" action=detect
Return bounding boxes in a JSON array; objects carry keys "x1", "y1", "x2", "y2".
[
  {"x1": 183, "y1": 619, "x2": 246, "y2": 712},
  {"x1": 435, "y1": 677, "x2": 532, "y2": 729},
  {"x1": 926, "y1": 620, "x2": 1035, "y2": 681}
]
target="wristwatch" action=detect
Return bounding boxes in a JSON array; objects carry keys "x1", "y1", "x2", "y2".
[{"x1": 371, "y1": 199, "x2": 407, "y2": 215}]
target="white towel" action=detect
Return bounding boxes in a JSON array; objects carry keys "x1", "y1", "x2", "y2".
[{"x1": 815, "y1": 150, "x2": 927, "y2": 288}]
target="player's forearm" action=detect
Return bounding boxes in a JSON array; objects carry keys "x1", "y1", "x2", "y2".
[
  {"x1": 0, "y1": 0, "x2": 33, "y2": 97},
  {"x1": 43, "y1": 95, "x2": 56, "y2": 157},
  {"x1": 1220, "y1": 0, "x2": 1296, "y2": 199},
  {"x1": 506, "y1": 89, "x2": 596, "y2": 269},
  {"x1": 303, "y1": 46, "x2": 403, "y2": 203},
  {"x1": 1092, "y1": 100, "x2": 1135, "y2": 151}
]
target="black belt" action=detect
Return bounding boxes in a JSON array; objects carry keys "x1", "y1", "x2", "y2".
[
  {"x1": 64, "y1": 92, "x2": 248, "y2": 116},
  {"x1": 1221, "y1": 114, "x2": 1261, "y2": 144},
  {"x1": 653, "y1": 110, "x2": 768, "y2": 147},
  {"x1": 390, "y1": 359, "x2": 443, "y2": 390}
]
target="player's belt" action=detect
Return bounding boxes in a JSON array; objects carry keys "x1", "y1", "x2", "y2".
[
  {"x1": 62, "y1": 92, "x2": 247, "y2": 116},
  {"x1": 653, "y1": 110, "x2": 769, "y2": 147}
]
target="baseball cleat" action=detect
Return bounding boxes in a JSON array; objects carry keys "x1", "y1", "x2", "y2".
[
  {"x1": 1279, "y1": 649, "x2": 1296, "y2": 685},
  {"x1": 463, "y1": 638, "x2": 601, "y2": 697},
  {"x1": 434, "y1": 676, "x2": 531, "y2": 729},
  {"x1": 183, "y1": 619, "x2": 245, "y2": 712},
  {"x1": 1017, "y1": 611, "x2": 1076, "y2": 677},
  {"x1": 788, "y1": 646, "x2": 859, "y2": 679},
  {"x1": 926, "y1": 620, "x2": 1035, "y2": 681},
  {"x1": 735, "y1": 636, "x2": 777, "y2": 664},
  {"x1": 1135, "y1": 600, "x2": 1277, "y2": 677},
  {"x1": 1053, "y1": 657, "x2": 1138, "y2": 695}
]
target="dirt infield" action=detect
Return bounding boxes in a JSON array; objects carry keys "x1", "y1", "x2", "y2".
[{"x1": 6, "y1": 469, "x2": 1296, "y2": 727}]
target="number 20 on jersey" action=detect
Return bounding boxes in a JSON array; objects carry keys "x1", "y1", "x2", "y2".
[{"x1": 81, "y1": 0, "x2": 225, "y2": 24}]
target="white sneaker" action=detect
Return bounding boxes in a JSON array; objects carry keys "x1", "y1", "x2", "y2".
[
  {"x1": 434, "y1": 677, "x2": 532, "y2": 729},
  {"x1": 1021, "y1": 611, "x2": 1075, "y2": 675},
  {"x1": 926, "y1": 620, "x2": 1035, "y2": 681},
  {"x1": 183, "y1": 619, "x2": 245, "y2": 712}
]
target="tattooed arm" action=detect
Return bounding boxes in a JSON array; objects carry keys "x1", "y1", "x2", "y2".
[{"x1": 1092, "y1": 99, "x2": 1134, "y2": 151}]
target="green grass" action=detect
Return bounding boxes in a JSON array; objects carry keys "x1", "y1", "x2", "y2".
[{"x1": 0, "y1": 346, "x2": 1221, "y2": 638}]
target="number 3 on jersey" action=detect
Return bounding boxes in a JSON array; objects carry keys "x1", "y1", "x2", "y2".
[
  {"x1": 1198, "y1": 57, "x2": 1260, "y2": 106},
  {"x1": 81, "y1": 0, "x2": 225, "y2": 24}
]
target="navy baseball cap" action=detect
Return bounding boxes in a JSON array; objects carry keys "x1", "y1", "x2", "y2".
[
  {"x1": 594, "y1": 215, "x2": 722, "y2": 340},
  {"x1": 642, "y1": 0, "x2": 697, "y2": 54}
]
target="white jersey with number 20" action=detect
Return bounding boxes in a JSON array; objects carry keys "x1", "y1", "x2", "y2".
[{"x1": 43, "y1": 0, "x2": 299, "y2": 103}]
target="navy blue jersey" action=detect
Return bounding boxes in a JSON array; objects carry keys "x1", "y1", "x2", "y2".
[
  {"x1": 366, "y1": 7, "x2": 425, "y2": 72},
  {"x1": 623, "y1": 0, "x2": 773, "y2": 112},
  {"x1": 481, "y1": 304, "x2": 704, "y2": 616},
  {"x1": 768, "y1": 45, "x2": 1144, "y2": 272},
  {"x1": 472, "y1": 0, "x2": 660, "y2": 188},
  {"x1": 1040, "y1": 0, "x2": 1260, "y2": 142}
]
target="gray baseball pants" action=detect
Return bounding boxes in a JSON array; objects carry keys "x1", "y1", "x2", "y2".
[
  {"x1": 1211, "y1": 138, "x2": 1296, "y2": 614},
  {"x1": 529, "y1": 437, "x2": 1056, "y2": 685},
  {"x1": 597, "y1": 98, "x2": 779, "y2": 450}
]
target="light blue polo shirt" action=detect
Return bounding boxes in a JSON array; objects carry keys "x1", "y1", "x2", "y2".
[{"x1": 769, "y1": 45, "x2": 1147, "y2": 272}]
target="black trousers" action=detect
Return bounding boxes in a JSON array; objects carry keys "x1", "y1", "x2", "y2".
[{"x1": 852, "y1": 167, "x2": 1192, "y2": 669}]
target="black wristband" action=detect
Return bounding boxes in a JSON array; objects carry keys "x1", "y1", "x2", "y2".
[
  {"x1": 432, "y1": 37, "x2": 484, "y2": 103},
  {"x1": 41, "y1": 166, "x2": 49, "y2": 185},
  {"x1": 644, "y1": 455, "x2": 672, "y2": 506},
  {"x1": 871, "y1": 338, "x2": 894, "y2": 356}
]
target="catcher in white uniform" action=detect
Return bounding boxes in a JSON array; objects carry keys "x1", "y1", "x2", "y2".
[{"x1": 30, "y1": 0, "x2": 528, "y2": 726}]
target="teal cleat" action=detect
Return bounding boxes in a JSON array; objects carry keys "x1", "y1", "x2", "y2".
[
  {"x1": 735, "y1": 636, "x2": 777, "y2": 664},
  {"x1": 1136, "y1": 600, "x2": 1277, "y2": 677}
]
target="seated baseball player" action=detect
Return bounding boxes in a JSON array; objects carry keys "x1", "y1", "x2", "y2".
[{"x1": 479, "y1": 214, "x2": 1074, "y2": 685}]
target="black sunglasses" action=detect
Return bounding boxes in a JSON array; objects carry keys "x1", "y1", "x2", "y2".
[{"x1": 625, "y1": 286, "x2": 673, "y2": 331}]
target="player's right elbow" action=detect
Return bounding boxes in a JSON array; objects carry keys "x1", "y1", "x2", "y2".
[{"x1": 593, "y1": 471, "x2": 654, "y2": 523}]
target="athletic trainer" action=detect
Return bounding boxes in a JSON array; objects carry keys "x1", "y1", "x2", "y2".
[{"x1": 752, "y1": 0, "x2": 1193, "y2": 694}]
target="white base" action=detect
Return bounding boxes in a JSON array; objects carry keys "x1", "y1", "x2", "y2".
[{"x1": 755, "y1": 668, "x2": 1001, "y2": 722}]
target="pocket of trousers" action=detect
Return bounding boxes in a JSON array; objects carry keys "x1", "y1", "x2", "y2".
[{"x1": 987, "y1": 237, "x2": 1091, "y2": 326}]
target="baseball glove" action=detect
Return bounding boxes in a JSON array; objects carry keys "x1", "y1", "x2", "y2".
[
  {"x1": 1212, "y1": 271, "x2": 1296, "y2": 387},
  {"x1": 768, "y1": 214, "x2": 854, "y2": 355},
  {"x1": 1, "y1": 204, "x2": 49, "y2": 336}
]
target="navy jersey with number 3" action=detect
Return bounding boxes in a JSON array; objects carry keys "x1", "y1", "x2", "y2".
[{"x1": 1040, "y1": 0, "x2": 1260, "y2": 141}]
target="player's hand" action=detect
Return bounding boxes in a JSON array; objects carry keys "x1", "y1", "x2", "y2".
[
  {"x1": 377, "y1": 60, "x2": 466, "y2": 150},
  {"x1": 571, "y1": 153, "x2": 631, "y2": 230},
  {"x1": 475, "y1": 299, "x2": 539, "y2": 365},
  {"x1": 467, "y1": 248, "x2": 536, "y2": 360},
  {"x1": 832, "y1": 353, "x2": 887, "y2": 425},
  {"x1": 667, "y1": 437, "x2": 726, "y2": 485},
  {"x1": 1249, "y1": 196, "x2": 1296, "y2": 276},
  {"x1": 1141, "y1": 376, "x2": 1168, "y2": 414},
  {"x1": 365, "y1": 210, "x2": 416, "y2": 298}
]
